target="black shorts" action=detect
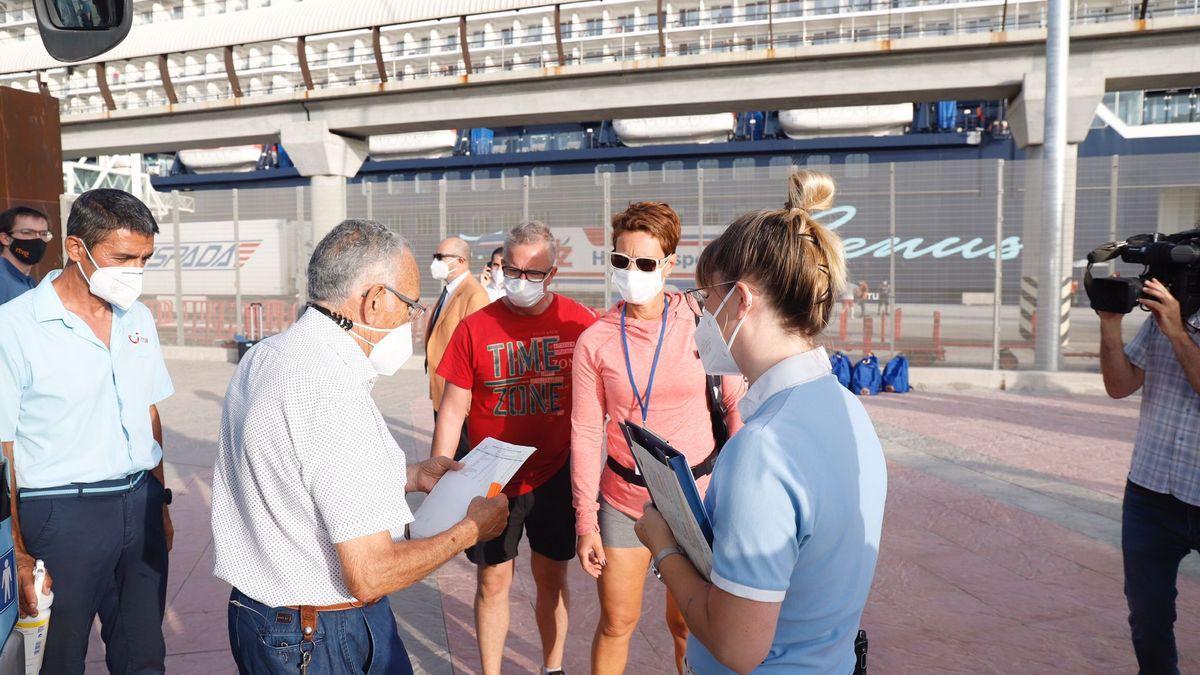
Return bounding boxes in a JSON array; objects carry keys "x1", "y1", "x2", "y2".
[{"x1": 466, "y1": 463, "x2": 577, "y2": 566}]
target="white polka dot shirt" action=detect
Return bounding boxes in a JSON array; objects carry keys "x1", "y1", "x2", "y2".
[{"x1": 211, "y1": 308, "x2": 413, "y2": 607}]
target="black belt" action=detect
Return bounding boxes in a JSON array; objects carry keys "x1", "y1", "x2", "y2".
[
  {"x1": 18, "y1": 471, "x2": 147, "y2": 501},
  {"x1": 606, "y1": 451, "x2": 718, "y2": 489}
]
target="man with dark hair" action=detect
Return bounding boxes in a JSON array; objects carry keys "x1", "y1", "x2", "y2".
[
  {"x1": 0, "y1": 206, "x2": 52, "y2": 305},
  {"x1": 480, "y1": 246, "x2": 506, "y2": 302},
  {"x1": 0, "y1": 189, "x2": 174, "y2": 673}
]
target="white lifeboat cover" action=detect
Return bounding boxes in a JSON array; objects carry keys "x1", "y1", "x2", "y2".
[
  {"x1": 177, "y1": 145, "x2": 263, "y2": 174},
  {"x1": 369, "y1": 130, "x2": 460, "y2": 160},
  {"x1": 779, "y1": 104, "x2": 913, "y2": 139},
  {"x1": 613, "y1": 114, "x2": 736, "y2": 147}
]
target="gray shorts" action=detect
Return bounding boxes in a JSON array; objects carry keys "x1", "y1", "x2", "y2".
[{"x1": 599, "y1": 498, "x2": 645, "y2": 549}]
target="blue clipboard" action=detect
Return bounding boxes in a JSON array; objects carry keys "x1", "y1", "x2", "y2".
[{"x1": 619, "y1": 420, "x2": 715, "y2": 546}]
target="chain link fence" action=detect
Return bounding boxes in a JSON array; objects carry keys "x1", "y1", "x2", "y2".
[{"x1": 145, "y1": 153, "x2": 1200, "y2": 369}]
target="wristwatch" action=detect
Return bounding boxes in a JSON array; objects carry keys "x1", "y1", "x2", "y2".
[
  {"x1": 162, "y1": 488, "x2": 173, "y2": 506},
  {"x1": 651, "y1": 546, "x2": 683, "y2": 581}
]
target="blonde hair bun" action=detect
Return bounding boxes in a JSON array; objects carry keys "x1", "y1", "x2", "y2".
[{"x1": 785, "y1": 169, "x2": 836, "y2": 213}]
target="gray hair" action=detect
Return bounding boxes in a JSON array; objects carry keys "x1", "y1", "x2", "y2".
[
  {"x1": 503, "y1": 220, "x2": 558, "y2": 264},
  {"x1": 307, "y1": 219, "x2": 410, "y2": 303}
]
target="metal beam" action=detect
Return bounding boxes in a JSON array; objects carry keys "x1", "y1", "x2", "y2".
[
  {"x1": 554, "y1": 5, "x2": 566, "y2": 65},
  {"x1": 372, "y1": 27, "x2": 388, "y2": 83},
  {"x1": 657, "y1": 0, "x2": 666, "y2": 56},
  {"x1": 158, "y1": 54, "x2": 178, "y2": 104},
  {"x1": 95, "y1": 63, "x2": 115, "y2": 111},
  {"x1": 459, "y1": 16, "x2": 472, "y2": 74},
  {"x1": 224, "y1": 45, "x2": 244, "y2": 98},
  {"x1": 298, "y1": 36, "x2": 314, "y2": 90}
]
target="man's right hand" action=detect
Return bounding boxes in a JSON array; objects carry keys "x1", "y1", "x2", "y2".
[
  {"x1": 16, "y1": 552, "x2": 49, "y2": 618},
  {"x1": 465, "y1": 494, "x2": 509, "y2": 543},
  {"x1": 577, "y1": 531, "x2": 606, "y2": 579}
]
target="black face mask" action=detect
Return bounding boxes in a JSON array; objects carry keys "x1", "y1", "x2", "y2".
[{"x1": 6, "y1": 237, "x2": 47, "y2": 266}]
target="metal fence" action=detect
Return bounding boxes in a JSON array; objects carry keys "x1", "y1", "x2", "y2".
[{"x1": 144, "y1": 153, "x2": 1200, "y2": 369}]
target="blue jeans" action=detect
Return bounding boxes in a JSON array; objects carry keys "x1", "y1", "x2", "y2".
[
  {"x1": 228, "y1": 588, "x2": 414, "y2": 674},
  {"x1": 1123, "y1": 480, "x2": 1200, "y2": 675}
]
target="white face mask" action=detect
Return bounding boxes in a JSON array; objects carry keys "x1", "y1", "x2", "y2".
[
  {"x1": 77, "y1": 242, "x2": 144, "y2": 311},
  {"x1": 613, "y1": 267, "x2": 664, "y2": 306},
  {"x1": 694, "y1": 285, "x2": 748, "y2": 376},
  {"x1": 505, "y1": 276, "x2": 546, "y2": 308},
  {"x1": 430, "y1": 258, "x2": 453, "y2": 281},
  {"x1": 349, "y1": 321, "x2": 414, "y2": 376},
  {"x1": 489, "y1": 266, "x2": 505, "y2": 289}
]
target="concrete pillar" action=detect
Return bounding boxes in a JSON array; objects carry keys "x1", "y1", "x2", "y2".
[
  {"x1": 280, "y1": 120, "x2": 367, "y2": 242},
  {"x1": 1008, "y1": 69, "x2": 1103, "y2": 359}
]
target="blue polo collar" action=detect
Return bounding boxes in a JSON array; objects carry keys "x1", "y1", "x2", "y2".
[{"x1": 32, "y1": 268, "x2": 129, "y2": 326}]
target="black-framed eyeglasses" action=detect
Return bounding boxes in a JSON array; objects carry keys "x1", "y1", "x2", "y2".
[
  {"x1": 683, "y1": 281, "x2": 738, "y2": 318},
  {"x1": 502, "y1": 264, "x2": 552, "y2": 282},
  {"x1": 364, "y1": 285, "x2": 427, "y2": 321},
  {"x1": 610, "y1": 252, "x2": 671, "y2": 273},
  {"x1": 8, "y1": 228, "x2": 53, "y2": 242},
  {"x1": 432, "y1": 253, "x2": 464, "y2": 262}
]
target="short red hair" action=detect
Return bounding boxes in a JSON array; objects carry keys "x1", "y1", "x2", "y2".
[{"x1": 611, "y1": 202, "x2": 681, "y2": 256}]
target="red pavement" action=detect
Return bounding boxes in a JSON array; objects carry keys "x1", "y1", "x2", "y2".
[{"x1": 83, "y1": 379, "x2": 1198, "y2": 674}]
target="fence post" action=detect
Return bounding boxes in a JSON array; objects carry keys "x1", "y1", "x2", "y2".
[
  {"x1": 366, "y1": 179, "x2": 374, "y2": 222},
  {"x1": 888, "y1": 162, "x2": 896, "y2": 354},
  {"x1": 993, "y1": 159, "x2": 1005, "y2": 371},
  {"x1": 295, "y1": 186, "x2": 306, "y2": 310},
  {"x1": 438, "y1": 178, "x2": 448, "y2": 241},
  {"x1": 603, "y1": 171, "x2": 613, "y2": 308},
  {"x1": 697, "y1": 167, "x2": 705, "y2": 259},
  {"x1": 171, "y1": 192, "x2": 185, "y2": 346},
  {"x1": 233, "y1": 188, "x2": 243, "y2": 337},
  {"x1": 522, "y1": 175, "x2": 530, "y2": 222},
  {"x1": 1108, "y1": 155, "x2": 1119, "y2": 244}
]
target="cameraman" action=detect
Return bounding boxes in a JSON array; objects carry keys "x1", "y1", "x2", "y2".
[{"x1": 1100, "y1": 278, "x2": 1200, "y2": 674}]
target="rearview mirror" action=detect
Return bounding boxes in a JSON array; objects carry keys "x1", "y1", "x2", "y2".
[{"x1": 33, "y1": 0, "x2": 133, "y2": 62}]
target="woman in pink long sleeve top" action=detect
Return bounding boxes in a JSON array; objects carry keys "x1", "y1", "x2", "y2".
[{"x1": 571, "y1": 202, "x2": 744, "y2": 675}]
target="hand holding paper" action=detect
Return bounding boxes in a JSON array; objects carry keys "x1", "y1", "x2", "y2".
[{"x1": 409, "y1": 438, "x2": 535, "y2": 539}]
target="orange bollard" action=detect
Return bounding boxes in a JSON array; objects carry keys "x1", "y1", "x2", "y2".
[
  {"x1": 839, "y1": 310, "x2": 849, "y2": 342},
  {"x1": 894, "y1": 308, "x2": 903, "y2": 342},
  {"x1": 932, "y1": 310, "x2": 942, "y2": 354}
]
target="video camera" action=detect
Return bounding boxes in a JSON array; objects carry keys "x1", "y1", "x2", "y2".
[{"x1": 1085, "y1": 229, "x2": 1200, "y2": 318}]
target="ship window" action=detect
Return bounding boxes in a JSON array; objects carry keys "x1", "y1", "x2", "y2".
[
  {"x1": 662, "y1": 161, "x2": 684, "y2": 183},
  {"x1": 732, "y1": 157, "x2": 756, "y2": 181},
  {"x1": 594, "y1": 163, "x2": 615, "y2": 186},
  {"x1": 806, "y1": 155, "x2": 831, "y2": 170},
  {"x1": 501, "y1": 167, "x2": 521, "y2": 189},
  {"x1": 415, "y1": 172, "x2": 434, "y2": 193},
  {"x1": 697, "y1": 159, "x2": 720, "y2": 181},
  {"x1": 386, "y1": 176, "x2": 399, "y2": 195},
  {"x1": 532, "y1": 166, "x2": 551, "y2": 188},
  {"x1": 769, "y1": 156, "x2": 795, "y2": 178},
  {"x1": 845, "y1": 154, "x2": 870, "y2": 178},
  {"x1": 628, "y1": 162, "x2": 651, "y2": 184},
  {"x1": 471, "y1": 169, "x2": 492, "y2": 190}
]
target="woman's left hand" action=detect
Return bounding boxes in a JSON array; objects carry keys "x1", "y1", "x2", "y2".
[{"x1": 635, "y1": 501, "x2": 678, "y2": 552}]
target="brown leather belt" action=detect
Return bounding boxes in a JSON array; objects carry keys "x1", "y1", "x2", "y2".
[{"x1": 286, "y1": 599, "x2": 377, "y2": 642}]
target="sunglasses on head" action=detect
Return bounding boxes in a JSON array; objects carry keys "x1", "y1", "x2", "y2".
[{"x1": 609, "y1": 252, "x2": 671, "y2": 273}]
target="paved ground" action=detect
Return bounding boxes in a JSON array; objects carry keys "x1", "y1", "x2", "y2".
[{"x1": 80, "y1": 358, "x2": 1200, "y2": 674}]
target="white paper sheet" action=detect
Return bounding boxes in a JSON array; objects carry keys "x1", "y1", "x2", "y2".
[
  {"x1": 628, "y1": 438, "x2": 714, "y2": 581},
  {"x1": 409, "y1": 438, "x2": 536, "y2": 539}
]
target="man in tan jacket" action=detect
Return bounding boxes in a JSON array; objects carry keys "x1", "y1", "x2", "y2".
[{"x1": 425, "y1": 236, "x2": 491, "y2": 459}]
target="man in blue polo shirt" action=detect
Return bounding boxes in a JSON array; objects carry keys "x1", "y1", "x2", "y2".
[
  {"x1": 0, "y1": 206, "x2": 52, "y2": 305},
  {"x1": 0, "y1": 189, "x2": 174, "y2": 674}
]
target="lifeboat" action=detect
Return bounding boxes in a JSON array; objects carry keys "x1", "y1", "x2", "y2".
[
  {"x1": 177, "y1": 145, "x2": 263, "y2": 174},
  {"x1": 613, "y1": 114, "x2": 735, "y2": 146},
  {"x1": 779, "y1": 104, "x2": 914, "y2": 139},
  {"x1": 369, "y1": 130, "x2": 460, "y2": 160}
]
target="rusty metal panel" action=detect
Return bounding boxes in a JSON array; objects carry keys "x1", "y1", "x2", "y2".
[{"x1": 0, "y1": 86, "x2": 65, "y2": 277}]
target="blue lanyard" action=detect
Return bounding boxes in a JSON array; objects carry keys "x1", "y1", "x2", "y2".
[{"x1": 621, "y1": 298, "x2": 669, "y2": 423}]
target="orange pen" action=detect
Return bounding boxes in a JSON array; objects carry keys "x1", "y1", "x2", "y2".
[{"x1": 486, "y1": 482, "x2": 503, "y2": 499}]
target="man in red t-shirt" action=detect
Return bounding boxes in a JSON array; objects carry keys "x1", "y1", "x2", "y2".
[{"x1": 433, "y1": 220, "x2": 597, "y2": 675}]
